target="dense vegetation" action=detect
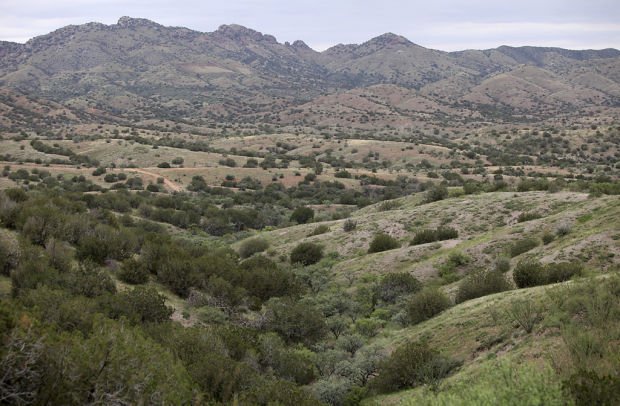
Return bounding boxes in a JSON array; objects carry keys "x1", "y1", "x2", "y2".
[{"x1": 0, "y1": 160, "x2": 616, "y2": 405}]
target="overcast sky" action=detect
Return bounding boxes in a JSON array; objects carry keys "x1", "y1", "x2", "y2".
[{"x1": 1, "y1": 0, "x2": 619, "y2": 51}]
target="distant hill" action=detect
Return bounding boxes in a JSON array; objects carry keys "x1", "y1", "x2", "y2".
[{"x1": 0, "y1": 17, "x2": 618, "y2": 126}]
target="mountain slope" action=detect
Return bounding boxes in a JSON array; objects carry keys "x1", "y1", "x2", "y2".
[{"x1": 0, "y1": 17, "x2": 618, "y2": 126}]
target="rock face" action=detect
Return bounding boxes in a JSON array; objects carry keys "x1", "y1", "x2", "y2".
[{"x1": 0, "y1": 17, "x2": 618, "y2": 125}]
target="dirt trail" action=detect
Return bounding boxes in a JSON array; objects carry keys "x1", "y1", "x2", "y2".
[{"x1": 128, "y1": 168, "x2": 182, "y2": 192}]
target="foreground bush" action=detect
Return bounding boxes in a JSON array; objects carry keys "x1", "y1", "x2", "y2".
[
  {"x1": 373, "y1": 341, "x2": 460, "y2": 393},
  {"x1": 368, "y1": 233, "x2": 400, "y2": 253},
  {"x1": 406, "y1": 289, "x2": 451, "y2": 325},
  {"x1": 456, "y1": 269, "x2": 511, "y2": 303},
  {"x1": 290, "y1": 242, "x2": 323, "y2": 266},
  {"x1": 239, "y1": 237, "x2": 270, "y2": 259}
]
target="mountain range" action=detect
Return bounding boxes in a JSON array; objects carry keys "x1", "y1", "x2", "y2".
[{"x1": 0, "y1": 16, "x2": 619, "y2": 127}]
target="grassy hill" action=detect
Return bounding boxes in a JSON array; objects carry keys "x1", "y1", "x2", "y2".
[{"x1": 245, "y1": 191, "x2": 618, "y2": 283}]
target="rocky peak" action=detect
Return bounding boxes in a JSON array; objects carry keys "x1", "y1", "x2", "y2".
[
  {"x1": 291, "y1": 40, "x2": 311, "y2": 50},
  {"x1": 116, "y1": 16, "x2": 162, "y2": 29},
  {"x1": 364, "y1": 33, "x2": 412, "y2": 48},
  {"x1": 213, "y1": 24, "x2": 278, "y2": 44}
]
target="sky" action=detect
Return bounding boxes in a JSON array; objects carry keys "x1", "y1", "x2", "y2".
[{"x1": 1, "y1": 0, "x2": 619, "y2": 51}]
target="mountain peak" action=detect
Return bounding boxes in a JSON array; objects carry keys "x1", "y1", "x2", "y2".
[
  {"x1": 290, "y1": 40, "x2": 311, "y2": 50},
  {"x1": 366, "y1": 33, "x2": 412, "y2": 47},
  {"x1": 214, "y1": 24, "x2": 278, "y2": 44},
  {"x1": 117, "y1": 16, "x2": 162, "y2": 28}
]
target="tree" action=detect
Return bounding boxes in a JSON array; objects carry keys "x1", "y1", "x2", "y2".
[
  {"x1": 118, "y1": 257, "x2": 149, "y2": 284},
  {"x1": 377, "y1": 272, "x2": 421, "y2": 303},
  {"x1": 406, "y1": 289, "x2": 451, "y2": 324},
  {"x1": 290, "y1": 206, "x2": 314, "y2": 224},
  {"x1": 373, "y1": 341, "x2": 459, "y2": 392},
  {"x1": 424, "y1": 185, "x2": 448, "y2": 203},
  {"x1": 264, "y1": 298, "x2": 327, "y2": 345},
  {"x1": 118, "y1": 286, "x2": 173, "y2": 323},
  {"x1": 290, "y1": 242, "x2": 323, "y2": 266}
]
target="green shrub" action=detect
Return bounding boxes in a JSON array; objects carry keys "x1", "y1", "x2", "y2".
[
  {"x1": 0, "y1": 237, "x2": 19, "y2": 276},
  {"x1": 290, "y1": 206, "x2": 314, "y2": 224},
  {"x1": 368, "y1": 233, "x2": 400, "y2": 253},
  {"x1": 92, "y1": 167, "x2": 106, "y2": 176},
  {"x1": 335, "y1": 333, "x2": 366, "y2": 356},
  {"x1": 290, "y1": 242, "x2": 323, "y2": 266},
  {"x1": 447, "y1": 251, "x2": 469, "y2": 266},
  {"x1": 118, "y1": 285, "x2": 173, "y2": 323},
  {"x1": 308, "y1": 224, "x2": 330, "y2": 236},
  {"x1": 456, "y1": 269, "x2": 511, "y2": 303},
  {"x1": 377, "y1": 272, "x2": 421, "y2": 303},
  {"x1": 62, "y1": 262, "x2": 117, "y2": 298},
  {"x1": 424, "y1": 185, "x2": 448, "y2": 203},
  {"x1": 118, "y1": 258, "x2": 149, "y2": 284},
  {"x1": 354, "y1": 318, "x2": 381, "y2": 337},
  {"x1": 505, "y1": 299, "x2": 539, "y2": 333},
  {"x1": 510, "y1": 237, "x2": 538, "y2": 257},
  {"x1": 264, "y1": 298, "x2": 327, "y2": 344},
  {"x1": 493, "y1": 257, "x2": 511, "y2": 273},
  {"x1": 517, "y1": 212, "x2": 542, "y2": 222},
  {"x1": 334, "y1": 170, "x2": 351, "y2": 178},
  {"x1": 564, "y1": 369, "x2": 620, "y2": 406},
  {"x1": 196, "y1": 306, "x2": 228, "y2": 324},
  {"x1": 378, "y1": 200, "x2": 401, "y2": 211},
  {"x1": 513, "y1": 261, "x2": 546, "y2": 288},
  {"x1": 545, "y1": 262, "x2": 583, "y2": 283},
  {"x1": 343, "y1": 219, "x2": 357, "y2": 232},
  {"x1": 239, "y1": 237, "x2": 270, "y2": 259},
  {"x1": 542, "y1": 231, "x2": 555, "y2": 245},
  {"x1": 514, "y1": 261, "x2": 583, "y2": 288},
  {"x1": 411, "y1": 229, "x2": 437, "y2": 245},
  {"x1": 373, "y1": 341, "x2": 460, "y2": 392},
  {"x1": 406, "y1": 360, "x2": 569, "y2": 406},
  {"x1": 436, "y1": 226, "x2": 458, "y2": 240},
  {"x1": 438, "y1": 251, "x2": 470, "y2": 282},
  {"x1": 406, "y1": 289, "x2": 451, "y2": 325}
]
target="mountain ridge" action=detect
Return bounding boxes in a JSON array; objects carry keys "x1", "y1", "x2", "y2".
[{"x1": 0, "y1": 16, "x2": 618, "y2": 127}]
